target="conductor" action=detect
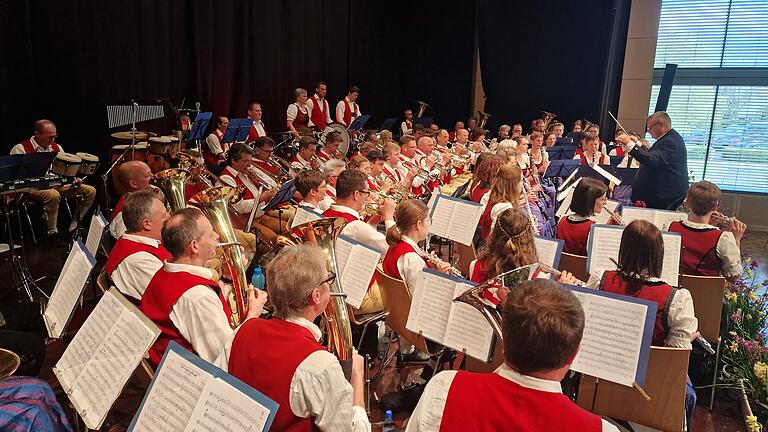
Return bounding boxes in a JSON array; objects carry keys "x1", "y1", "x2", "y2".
[{"x1": 615, "y1": 112, "x2": 689, "y2": 209}]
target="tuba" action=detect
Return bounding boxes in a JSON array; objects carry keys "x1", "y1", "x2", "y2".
[
  {"x1": 190, "y1": 186, "x2": 249, "y2": 328},
  {"x1": 154, "y1": 168, "x2": 191, "y2": 212},
  {"x1": 274, "y1": 218, "x2": 355, "y2": 377},
  {"x1": 542, "y1": 110, "x2": 557, "y2": 132}
]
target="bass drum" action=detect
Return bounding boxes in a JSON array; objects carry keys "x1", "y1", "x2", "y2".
[{"x1": 319, "y1": 122, "x2": 350, "y2": 156}]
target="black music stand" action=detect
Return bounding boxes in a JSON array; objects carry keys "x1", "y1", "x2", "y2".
[
  {"x1": 546, "y1": 146, "x2": 577, "y2": 161},
  {"x1": 379, "y1": 118, "x2": 399, "y2": 132},
  {"x1": 349, "y1": 115, "x2": 370, "y2": 132},
  {"x1": 609, "y1": 155, "x2": 624, "y2": 166},
  {"x1": 0, "y1": 154, "x2": 54, "y2": 302},
  {"x1": 414, "y1": 117, "x2": 433, "y2": 127},
  {"x1": 262, "y1": 180, "x2": 297, "y2": 235},
  {"x1": 451, "y1": 179, "x2": 472, "y2": 199},
  {"x1": 613, "y1": 167, "x2": 639, "y2": 185},
  {"x1": 543, "y1": 159, "x2": 581, "y2": 179},
  {"x1": 556, "y1": 137, "x2": 575, "y2": 146},
  {"x1": 222, "y1": 119, "x2": 252, "y2": 143}
]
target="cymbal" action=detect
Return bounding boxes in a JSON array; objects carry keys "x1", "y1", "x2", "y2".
[
  {"x1": 111, "y1": 131, "x2": 150, "y2": 140},
  {"x1": 0, "y1": 348, "x2": 20, "y2": 380}
]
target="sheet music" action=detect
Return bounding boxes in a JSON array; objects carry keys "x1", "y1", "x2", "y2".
[
  {"x1": 570, "y1": 289, "x2": 648, "y2": 387},
  {"x1": 660, "y1": 233, "x2": 682, "y2": 286},
  {"x1": 291, "y1": 206, "x2": 324, "y2": 228},
  {"x1": 593, "y1": 199, "x2": 621, "y2": 225},
  {"x1": 85, "y1": 213, "x2": 108, "y2": 256},
  {"x1": 556, "y1": 178, "x2": 582, "y2": 218},
  {"x1": 589, "y1": 163, "x2": 622, "y2": 185},
  {"x1": 429, "y1": 196, "x2": 483, "y2": 246},
  {"x1": 655, "y1": 210, "x2": 687, "y2": 232},
  {"x1": 44, "y1": 241, "x2": 95, "y2": 338},
  {"x1": 54, "y1": 289, "x2": 159, "y2": 430},
  {"x1": 335, "y1": 236, "x2": 382, "y2": 309},
  {"x1": 534, "y1": 237, "x2": 562, "y2": 269},
  {"x1": 184, "y1": 377, "x2": 270, "y2": 432},
  {"x1": 620, "y1": 207, "x2": 686, "y2": 231},
  {"x1": 406, "y1": 271, "x2": 455, "y2": 343},
  {"x1": 444, "y1": 284, "x2": 494, "y2": 361},
  {"x1": 132, "y1": 349, "x2": 210, "y2": 432}
]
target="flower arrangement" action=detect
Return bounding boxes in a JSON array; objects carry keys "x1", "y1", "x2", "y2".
[{"x1": 720, "y1": 251, "x2": 768, "y2": 431}]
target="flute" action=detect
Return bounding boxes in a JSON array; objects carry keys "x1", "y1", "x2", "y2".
[
  {"x1": 602, "y1": 204, "x2": 625, "y2": 225},
  {"x1": 537, "y1": 262, "x2": 587, "y2": 287},
  {"x1": 422, "y1": 250, "x2": 465, "y2": 278}
]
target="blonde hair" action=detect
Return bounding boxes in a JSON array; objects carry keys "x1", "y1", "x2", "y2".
[
  {"x1": 347, "y1": 155, "x2": 369, "y2": 170},
  {"x1": 496, "y1": 139, "x2": 517, "y2": 162},
  {"x1": 488, "y1": 164, "x2": 522, "y2": 208},
  {"x1": 385, "y1": 200, "x2": 429, "y2": 246}
]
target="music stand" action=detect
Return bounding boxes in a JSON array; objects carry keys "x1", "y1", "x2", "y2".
[
  {"x1": 613, "y1": 167, "x2": 639, "y2": 185},
  {"x1": 609, "y1": 155, "x2": 624, "y2": 166},
  {"x1": 379, "y1": 118, "x2": 399, "y2": 132},
  {"x1": 0, "y1": 154, "x2": 54, "y2": 302},
  {"x1": 264, "y1": 180, "x2": 296, "y2": 212},
  {"x1": 546, "y1": 146, "x2": 577, "y2": 161},
  {"x1": 414, "y1": 117, "x2": 434, "y2": 127},
  {"x1": 556, "y1": 137, "x2": 575, "y2": 145},
  {"x1": 349, "y1": 115, "x2": 370, "y2": 131},
  {"x1": 222, "y1": 119, "x2": 252, "y2": 143},
  {"x1": 543, "y1": 159, "x2": 581, "y2": 179},
  {"x1": 451, "y1": 179, "x2": 472, "y2": 199}
]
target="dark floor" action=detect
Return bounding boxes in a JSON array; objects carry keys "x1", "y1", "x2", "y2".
[{"x1": 3, "y1": 224, "x2": 766, "y2": 431}]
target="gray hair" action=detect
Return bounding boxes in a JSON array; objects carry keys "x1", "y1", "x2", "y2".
[
  {"x1": 123, "y1": 189, "x2": 163, "y2": 233},
  {"x1": 648, "y1": 111, "x2": 671, "y2": 128},
  {"x1": 161, "y1": 208, "x2": 205, "y2": 258},
  {"x1": 499, "y1": 124, "x2": 511, "y2": 133},
  {"x1": 294, "y1": 87, "x2": 308, "y2": 98},
  {"x1": 324, "y1": 160, "x2": 346, "y2": 178},
  {"x1": 496, "y1": 139, "x2": 518, "y2": 163},
  {"x1": 265, "y1": 244, "x2": 328, "y2": 319}
]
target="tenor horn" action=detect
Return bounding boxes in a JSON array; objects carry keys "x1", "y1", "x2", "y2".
[
  {"x1": 154, "y1": 168, "x2": 191, "y2": 212},
  {"x1": 274, "y1": 218, "x2": 355, "y2": 377},
  {"x1": 190, "y1": 186, "x2": 249, "y2": 328}
]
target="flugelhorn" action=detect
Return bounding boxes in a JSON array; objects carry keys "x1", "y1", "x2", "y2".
[
  {"x1": 154, "y1": 168, "x2": 191, "y2": 212},
  {"x1": 190, "y1": 186, "x2": 249, "y2": 328},
  {"x1": 273, "y1": 218, "x2": 355, "y2": 377}
]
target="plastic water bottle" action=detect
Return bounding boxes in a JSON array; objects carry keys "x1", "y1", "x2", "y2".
[
  {"x1": 382, "y1": 409, "x2": 395, "y2": 432},
  {"x1": 251, "y1": 267, "x2": 265, "y2": 290}
]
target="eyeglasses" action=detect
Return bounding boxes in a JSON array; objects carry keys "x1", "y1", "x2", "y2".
[
  {"x1": 318, "y1": 271, "x2": 336, "y2": 287},
  {"x1": 647, "y1": 122, "x2": 661, "y2": 130},
  {"x1": 357, "y1": 189, "x2": 371, "y2": 196}
]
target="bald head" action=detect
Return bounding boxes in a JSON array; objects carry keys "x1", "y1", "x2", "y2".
[
  {"x1": 417, "y1": 136, "x2": 435, "y2": 154},
  {"x1": 117, "y1": 161, "x2": 153, "y2": 192}
]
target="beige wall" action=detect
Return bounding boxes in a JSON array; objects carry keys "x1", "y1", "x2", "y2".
[{"x1": 617, "y1": 0, "x2": 661, "y2": 134}]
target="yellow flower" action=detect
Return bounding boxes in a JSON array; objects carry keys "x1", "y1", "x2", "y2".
[
  {"x1": 725, "y1": 292, "x2": 738, "y2": 302},
  {"x1": 746, "y1": 268, "x2": 754, "y2": 279},
  {"x1": 746, "y1": 414, "x2": 762, "y2": 432},
  {"x1": 755, "y1": 362, "x2": 768, "y2": 385},
  {"x1": 730, "y1": 331, "x2": 738, "y2": 337},
  {"x1": 731, "y1": 341, "x2": 739, "y2": 352},
  {"x1": 747, "y1": 314, "x2": 753, "y2": 320},
  {"x1": 748, "y1": 291, "x2": 758, "y2": 302}
]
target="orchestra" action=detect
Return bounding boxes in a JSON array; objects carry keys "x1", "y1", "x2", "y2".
[{"x1": 5, "y1": 97, "x2": 743, "y2": 431}]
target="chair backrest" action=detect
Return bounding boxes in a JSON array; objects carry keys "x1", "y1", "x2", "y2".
[
  {"x1": 558, "y1": 252, "x2": 589, "y2": 282},
  {"x1": 96, "y1": 271, "x2": 111, "y2": 295},
  {"x1": 465, "y1": 338, "x2": 504, "y2": 373},
  {"x1": 454, "y1": 241, "x2": 477, "y2": 277},
  {"x1": 577, "y1": 346, "x2": 689, "y2": 432},
  {"x1": 678, "y1": 274, "x2": 726, "y2": 343},
  {"x1": 375, "y1": 267, "x2": 436, "y2": 355}
]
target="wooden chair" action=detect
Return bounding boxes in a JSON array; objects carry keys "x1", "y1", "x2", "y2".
[
  {"x1": 577, "y1": 346, "x2": 690, "y2": 432},
  {"x1": 558, "y1": 252, "x2": 589, "y2": 283},
  {"x1": 454, "y1": 241, "x2": 477, "y2": 278},
  {"x1": 678, "y1": 274, "x2": 727, "y2": 409},
  {"x1": 347, "y1": 302, "x2": 389, "y2": 353},
  {"x1": 95, "y1": 271, "x2": 111, "y2": 295}
]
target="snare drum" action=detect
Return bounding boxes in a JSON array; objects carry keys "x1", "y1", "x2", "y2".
[
  {"x1": 51, "y1": 152, "x2": 83, "y2": 177},
  {"x1": 110, "y1": 143, "x2": 148, "y2": 162},
  {"x1": 75, "y1": 152, "x2": 100, "y2": 175},
  {"x1": 162, "y1": 135, "x2": 181, "y2": 156}
]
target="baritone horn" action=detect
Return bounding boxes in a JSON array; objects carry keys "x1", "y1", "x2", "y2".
[
  {"x1": 273, "y1": 218, "x2": 355, "y2": 378},
  {"x1": 154, "y1": 168, "x2": 191, "y2": 212},
  {"x1": 190, "y1": 186, "x2": 249, "y2": 328}
]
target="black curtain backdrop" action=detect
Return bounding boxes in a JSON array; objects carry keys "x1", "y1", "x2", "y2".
[
  {"x1": 477, "y1": 0, "x2": 631, "y2": 140},
  {"x1": 0, "y1": 0, "x2": 476, "y2": 158}
]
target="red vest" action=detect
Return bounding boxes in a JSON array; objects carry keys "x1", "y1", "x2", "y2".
[
  {"x1": 668, "y1": 221, "x2": 723, "y2": 276},
  {"x1": 316, "y1": 150, "x2": 331, "y2": 163},
  {"x1": 612, "y1": 146, "x2": 625, "y2": 157},
  {"x1": 322, "y1": 207, "x2": 358, "y2": 223},
  {"x1": 479, "y1": 203, "x2": 495, "y2": 240},
  {"x1": 577, "y1": 150, "x2": 606, "y2": 165},
  {"x1": 382, "y1": 241, "x2": 425, "y2": 280},
  {"x1": 556, "y1": 217, "x2": 594, "y2": 256},
  {"x1": 228, "y1": 318, "x2": 324, "y2": 432},
  {"x1": 20, "y1": 139, "x2": 61, "y2": 154},
  {"x1": 470, "y1": 184, "x2": 490, "y2": 203},
  {"x1": 292, "y1": 104, "x2": 309, "y2": 129},
  {"x1": 599, "y1": 271, "x2": 675, "y2": 346},
  {"x1": 141, "y1": 267, "x2": 231, "y2": 366},
  {"x1": 247, "y1": 121, "x2": 264, "y2": 143},
  {"x1": 104, "y1": 237, "x2": 171, "y2": 279},
  {"x1": 470, "y1": 259, "x2": 489, "y2": 283},
  {"x1": 111, "y1": 194, "x2": 127, "y2": 221},
  {"x1": 440, "y1": 371, "x2": 602, "y2": 432},
  {"x1": 310, "y1": 95, "x2": 328, "y2": 130},
  {"x1": 204, "y1": 129, "x2": 226, "y2": 166},
  {"x1": 253, "y1": 159, "x2": 279, "y2": 176},
  {"x1": 342, "y1": 99, "x2": 357, "y2": 125}
]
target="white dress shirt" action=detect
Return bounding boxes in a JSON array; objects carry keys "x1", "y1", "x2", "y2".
[
  {"x1": 251, "y1": 120, "x2": 267, "y2": 138},
  {"x1": 397, "y1": 155, "x2": 425, "y2": 188},
  {"x1": 406, "y1": 363, "x2": 619, "y2": 432},
  {"x1": 110, "y1": 234, "x2": 164, "y2": 301},
  {"x1": 306, "y1": 95, "x2": 332, "y2": 128},
  {"x1": 164, "y1": 261, "x2": 233, "y2": 363},
  {"x1": 217, "y1": 316, "x2": 371, "y2": 432},
  {"x1": 396, "y1": 235, "x2": 427, "y2": 290},
  {"x1": 10, "y1": 136, "x2": 63, "y2": 154},
  {"x1": 586, "y1": 269, "x2": 698, "y2": 349},
  {"x1": 110, "y1": 213, "x2": 127, "y2": 239},
  {"x1": 205, "y1": 129, "x2": 228, "y2": 157},
  {"x1": 401, "y1": 121, "x2": 413, "y2": 136},
  {"x1": 291, "y1": 154, "x2": 312, "y2": 170},
  {"x1": 329, "y1": 204, "x2": 393, "y2": 252},
  {"x1": 335, "y1": 97, "x2": 361, "y2": 126},
  {"x1": 218, "y1": 166, "x2": 263, "y2": 217},
  {"x1": 679, "y1": 220, "x2": 742, "y2": 278},
  {"x1": 286, "y1": 103, "x2": 309, "y2": 122}
]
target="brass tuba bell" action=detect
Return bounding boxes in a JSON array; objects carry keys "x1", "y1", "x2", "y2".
[{"x1": 154, "y1": 168, "x2": 191, "y2": 213}]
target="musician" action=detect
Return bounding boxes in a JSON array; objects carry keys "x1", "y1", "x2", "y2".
[
  {"x1": 294, "y1": 170, "x2": 330, "y2": 211},
  {"x1": 531, "y1": 118, "x2": 546, "y2": 133},
  {"x1": 571, "y1": 120, "x2": 583, "y2": 134},
  {"x1": 472, "y1": 208, "x2": 576, "y2": 284},
  {"x1": 251, "y1": 136, "x2": 280, "y2": 177},
  {"x1": 204, "y1": 116, "x2": 230, "y2": 166},
  {"x1": 10, "y1": 119, "x2": 97, "y2": 244},
  {"x1": 556, "y1": 178, "x2": 610, "y2": 256},
  {"x1": 468, "y1": 155, "x2": 505, "y2": 203},
  {"x1": 246, "y1": 102, "x2": 267, "y2": 144},
  {"x1": 454, "y1": 128, "x2": 469, "y2": 148},
  {"x1": 448, "y1": 121, "x2": 464, "y2": 142},
  {"x1": 615, "y1": 112, "x2": 689, "y2": 209},
  {"x1": 407, "y1": 279, "x2": 615, "y2": 432},
  {"x1": 544, "y1": 131, "x2": 557, "y2": 148},
  {"x1": 378, "y1": 130, "x2": 395, "y2": 150},
  {"x1": 415, "y1": 136, "x2": 450, "y2": 191},
  {"x1": 551, "y1": 122, "x2": 565, "y2": 138},
  {"x1": 574, "y1": 134, "x2": 608, "y2": 165},
  {"x1": 429, "y1": 123, "x2": 439, "y2": 134},
  {"x1": 290, "y1": 136, "x2": 319, "y2": 171},
  {"x1": 398, "y1": 135, "x2": 427, "y2": 196},
  {"x1": 217, "y1": 244, "x2": 370, "y2": 432},
  {"x1": 492, "y1": 124, "x2": 510, "y2": 147},
  {"x1": 466, "y1": 116, "x2": 478, "y2": 130},
  {"x1": 336, "y1": 85, "x2": 361, "y2": 127},
  {"x1": 528, "y1": 133, "x2": 550, "y2": 181},
  {"x1": 323, "y1": 159, "x2": 346, "y2": 206},
  {"x1": 141, "y1": 208, "x2": 267, "y2": 366},
  {"x1": 287, "y1": 88, "x2": 311, "y2": 139},
  {"x1": 513, "y1": 136, "x2": 532, "y2": 175},
  {"x1": 511, "y1": 123, "x2": 523, "y2": 138},
  {"x1": 586, "y1": 220, "x2": 698, "y2": 425},
  {"x1": 584, "y1": 123, "x2": 609, "y2": 156},
  {"x1": 495, "y1": 139, "x2": 517, "y2": 163},
  {"x1": 668, "y1": 181, "x2": 745, "y2": 281},
  {"x1": 316, "y1": 131, "x2": 342, "y2": 162},
  {"x1": 306, "y1": 81, "x2": 332, "y2": 130},
  {"x1": 349, "y1": 155, "x2": 379, "y2": 194},
  {"x1": 382, "y1": 143, "x2": 416, "y2": 192},
  {"x1": 366, "y1": 150, "x2": 387, "y2": 191},
  {"x1": 401, "y1": 108, "x2": 414, "y2": 135},
  {"x1": 110, "y1": 160, "x2": 154, "y2": 239},
  {"x1": 105, "y1": 190, "x2": 170, "y2": 303},
  {"x1": 479, "y1": 164, "x2": 523, "y2": 240}
]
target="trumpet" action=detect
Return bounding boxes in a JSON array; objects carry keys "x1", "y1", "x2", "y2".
[
  {"x1": 268, "y1": 154, "x2": 294, "y2": 179},
  {"x1": 422, "y1": 250, "x2": 464, "y2": 278},
  {"x1": 602, "y1": 204, "x2": 625, "y2": 225},
  {"x1": 361, "y1": 190, "x2": 409, "y2": 217}
]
